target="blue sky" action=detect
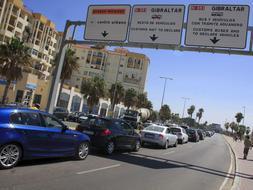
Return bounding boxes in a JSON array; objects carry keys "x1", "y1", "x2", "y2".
[{"x1": 24, "y1": 0, "x2": 253, "y2": 126}]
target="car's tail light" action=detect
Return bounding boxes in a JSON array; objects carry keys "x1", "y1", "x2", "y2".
[
  {"x1": 159, "y1": 134, "x2": 164, "y2": 140},
  {"x1": 101, "y1": 129, "x2": 112, "y2": 136}
]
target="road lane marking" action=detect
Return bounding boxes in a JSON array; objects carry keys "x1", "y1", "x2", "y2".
[
  {"x1": 163, "y1": 151, "x2": 175, "y2": 155},
  {"x1": 219, "y1": 137, "x2": 234, "y2": 190},
  {"x1": 76, "y1": 164, "x2": 121, "y2": 175}
]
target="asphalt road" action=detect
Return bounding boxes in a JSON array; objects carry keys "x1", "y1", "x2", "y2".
[{"x1": 0, "y1": 134, "x2": 232, "y2": 190}]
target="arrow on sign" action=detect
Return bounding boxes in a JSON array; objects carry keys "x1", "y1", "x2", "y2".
[
  {"x1": 150, "y1": 34, "x2": 158, "y2": 42},
  {"x1": 101, "y1": 31, "x2": 109, "y2": 38},
  {"x1": 210, "y1": 37, "x2": 220, "y2": 44}
]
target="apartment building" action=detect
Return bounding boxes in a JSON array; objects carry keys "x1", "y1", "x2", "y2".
[
  {"x1": 56, "y1": 45, "x2": 149, "y2": 116},
  {"x1": 69, "y1": 45, "x2": 149, "y2": 93},
  {"x1": 0, "y1": 0, "x2": 60, "y2": 110}
]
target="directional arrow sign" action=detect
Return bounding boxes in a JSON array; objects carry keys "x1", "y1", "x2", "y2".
[
  {"x1": 210, "y1": 37, "x2": 220, "y2": 44},
  {"x1": 128, "y1": 5, "x2": 185, "y2": 45},
  {"x1": 185, "y1": 5, "x2": 250, "y2": 49},
  {"x1": 150, "y1": 34, "x2": 158, "y2": 41},
  {"x1": 101, "y1": 31, "x2": 109, "y2": 38},
  {"x1": 84, "y1": 5, "x2": 131, "y2": 42}
]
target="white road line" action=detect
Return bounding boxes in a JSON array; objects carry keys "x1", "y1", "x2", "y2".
[
  {"x1": 163, "y1": 151, "x2": 175, "y2": 155},
  {"x1": 219, "y1": 137, "x2": 234, "y2": 190},
  {"x1": 76, "y1": 164, "x2": 121, "y2": 175}
]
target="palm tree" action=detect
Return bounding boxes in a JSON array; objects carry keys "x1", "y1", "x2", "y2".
[
  {"x1": 0, "y1": 38, "x2": 32, "y2": 104},
  {"x1": 81, "y1": 76, "x2": 106, "y2": 113},
  {"x1": 159, "y1": 104, "x2": 171, "y2": 122},
  {"x1": 235, "y1": 112, "x2": 244, "y2": 125},
  {"x1": 124, "y1": 88, "x2": 137, "y2": 109},
  {"x1": 136, "y1": 93, "x2": 148, "y2": 108},
  {"x1": 224, "y1": 122, "x2": 230, "y2": 131},
  {"x1": 187, "y1": 105, "x2": 195, "y2": 118},
  {"x1": 145, "y1": 100, "x2": 153, "y2": 110},
  {"x1": 196, "y1": 108, "x2": 204, "y2": 123},
  {"x1": 229, "y1": 122, "x2": 237, "y2": 133},
  {"x1": 57, "y1": 48, "x2": 79, "y2": 106},
  {"x1": 108, "y1": 82, "x2": 125, "y2": 111}
]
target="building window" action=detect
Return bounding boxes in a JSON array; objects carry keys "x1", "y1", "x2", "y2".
[
  {"x1": 33, "y1": 94, "x2": 42, "y2": 104},
  {"x1": 127, "y1": 58, "x2": 133, "y2": 68},
  {"x1": 83, "y1": 71, "x2": 88, "y2": 75},
  {"x1": 86, "y1": 51, "x2": 92, "y2": 63},
  {"x1": 15, "y1": 90, "x2": 24, "y2": 103},
  {"x1": 76, "y1": 78, "x2": 80, "y2": 81}
]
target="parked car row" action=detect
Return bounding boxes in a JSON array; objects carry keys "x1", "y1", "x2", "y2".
[{"x1": 0, "y1": 107, "x2": 215, "y2": 169}]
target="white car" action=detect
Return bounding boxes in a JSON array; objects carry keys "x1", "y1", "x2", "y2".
[
  {"x1": 170, "y1": 126, "x2": 189, "y2": 144},
  {"x1": 140, "y1": 124, "x2": 178, "y2": 149}
]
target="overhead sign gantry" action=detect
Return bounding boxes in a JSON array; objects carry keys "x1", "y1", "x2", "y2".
[{"x1": 47, "y1": 4, "x2": 253, "y2": 114}]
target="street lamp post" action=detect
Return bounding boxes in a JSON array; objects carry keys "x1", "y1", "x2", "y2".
[
  {"x1": 181, "y1": 97, "x2": 190, "y2": 118},
  {"x1": 160, "y1": 76, "x2": 173, "y2": 108}
]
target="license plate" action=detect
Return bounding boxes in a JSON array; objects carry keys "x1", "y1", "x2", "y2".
[
  {"x1": 82, "y1": 130, "x2": 94, "y2": 135},
  {"x1": 145, "y1": 134, "x2": 154, "y2": 139}
]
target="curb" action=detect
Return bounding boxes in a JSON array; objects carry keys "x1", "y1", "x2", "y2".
[{"x1": 223, "y1": 135, "x2": 240, "y2": 190}]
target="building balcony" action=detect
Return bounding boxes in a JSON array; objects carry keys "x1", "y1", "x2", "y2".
[
  {"x1": 23, "y1": 67, "x2": 49, "y2": 80},
  {"x1": 123, "y1": 76, "x2": 141, "y2": 85}
]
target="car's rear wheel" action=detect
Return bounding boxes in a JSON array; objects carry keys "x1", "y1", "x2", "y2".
[
  {"x1": 0, "y1": 144, "x2": 22, "y2": 169},
  {"x1": 105, "y1": 141, "x2": 115, "y2": 155},
  {"x1": 174, "y1": 140, "x2": 178, "y2": 147},
  {"x1": 133, "y1": 140, "x2": 141, "y2": 152},
  {"x1": 163, "y1": 140, "x2": 168, "y2": 149},
  {"x1": 76, "y1": 142, "x2": 89, "y2": 160}
]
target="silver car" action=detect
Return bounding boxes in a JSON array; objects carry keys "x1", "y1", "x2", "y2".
[
  {"x1": 170, "y1": 126, "x2": 189, "y2": 144},
  {"x1": 140, "y1": 124, "x2": 178, "y2": 149}
]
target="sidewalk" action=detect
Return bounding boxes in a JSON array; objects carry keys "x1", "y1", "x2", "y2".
[{"x1": 224, "y1": 135, "x2": 253, "y2": 190}]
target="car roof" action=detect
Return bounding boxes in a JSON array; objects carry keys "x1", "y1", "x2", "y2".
[{"x1": 0, "y1": 107, "x2": 49, "y2": 115}]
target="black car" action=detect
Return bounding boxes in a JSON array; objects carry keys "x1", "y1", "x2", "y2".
[
  {"x1": 76, "y1": 117, "x2": 141, "y2": 155},
  {"x1": 68, "y1": 112, "x2": 86, "y2": 122},
  {"x1": 197, "y1": 129, "x2": 205, "y2": 140},
  {"x1": 53, "y1": 107, "x2": 69, "y2": 121},
  {"x1": 186, "y1": 128, "x2": 199, "y2": 142}
]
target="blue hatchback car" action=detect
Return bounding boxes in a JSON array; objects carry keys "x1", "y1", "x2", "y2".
[{"x1": 0, "y1": 107, "x2": 90, "y2": 169}]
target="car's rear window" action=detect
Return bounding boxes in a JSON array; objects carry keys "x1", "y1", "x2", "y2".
[
  {"x1": 84, "y1": 117, "x2": 109, "y2": 128},
  {"x1": 170, "y1": 128, "x2": 181, "y2": 133},
  {"x1": 145, "y1": 125, "x2": 165, "y2": 132},
  {"x1": 187, "y1": 129, "x2": 196, "y2": 134}
]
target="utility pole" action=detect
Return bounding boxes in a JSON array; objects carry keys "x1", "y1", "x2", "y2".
[
  {"x1": 160, "y1": 76, "x2": 173, "y2": 108},
  {"x1": 181, "y1": 97, "x2": 190, "y2": 118},
  {"x1": 243, "y1": 106, "x2": 246, "y2": 125}
]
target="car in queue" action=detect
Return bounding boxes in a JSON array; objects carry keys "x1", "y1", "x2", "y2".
[
  {"x1": 170, "y1": 126, "x2": 189, "y2": 144},
  {"x1": 0, "y1": 107, "x2": 90, "y2": 169},
  {"x1": 53, "y1": 107, "x2": 69, "y2": 121},
  {"x1": 186, "y1": 128, "x2": 199, "y2": 142},
  {"x1": 140, "y1": 124, "x2": 178, "y2": 149},
  {"x1": 76, "y1": 117, "x2": 141, "y2": 155},
  {"x1": 68, "y1": 112, "x2": 86, "y2": 122},
  {"x1": 197, "y1": 129, "x2": 205, "y2": 140}
]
